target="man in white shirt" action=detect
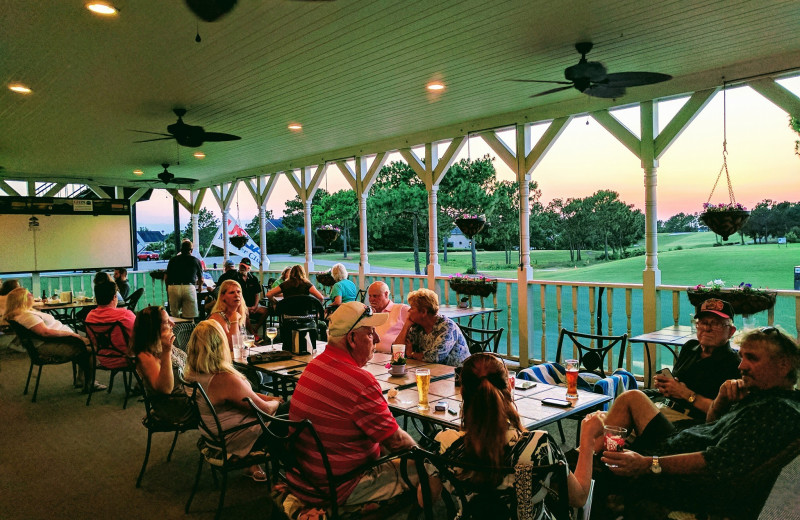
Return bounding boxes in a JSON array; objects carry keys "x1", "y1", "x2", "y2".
[{"x1": 367, "y1": 281, "x2": 410, "y2": 353}]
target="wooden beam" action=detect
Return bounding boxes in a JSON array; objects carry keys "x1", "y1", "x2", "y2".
[
  {"x1": 655, "y1": 88, "x2": 717, "y2": 158},
  {"x1": 166, "y1": 189, "x2": 192, "y2": 212},
  {"x1": 526, "y1": 116, "x2": 572, "y2": 173},
  {"x1": 0, "y1": 180, "x2": 20, "y2": 196},
  {"x1": 128, "y1": 187, "x2": 150, "y2": 205},
  {"x1": 591, "y1": 110, "x2": 642, "y2": 160},
  {"x1": 748, "y1": 78, "x2": 800, "y2": 117},
  {"x1": 43, "y1": 183, "x2": 66, "y2": 198},
  {"x1": 479, "y1": 130, "x2": 517, "y2": 172},
  {"x1": 431, "y1": 136, "x2": 466, "y2": 186},
  {"x1": 86, "y1": 183, "x2": 111, "y2": 199}
]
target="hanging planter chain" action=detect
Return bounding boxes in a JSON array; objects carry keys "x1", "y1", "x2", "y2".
[{"x1": 705, "y1": 84, "x2": 737, "y2": 207}]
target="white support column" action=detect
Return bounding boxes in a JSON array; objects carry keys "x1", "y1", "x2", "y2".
[
  {"x1": 286, "y1": 165, "x2": 326, "y2": 274},
  {"x1": 358, "y1": 191, "x2": 369, "y2": 286},
  {"x1": 191, "y1": 212, "x2": 200, "y2": 253},
  {"x1": 209, "y1": 183, "x2": 238, "y2": 263},
  {"x1": 244, "y1": 174, "x2": 279, "y2": 276},
  {"x1": 259, "y1": 205, "x2": 270, "y2": 271},
  {"x1": 427, "y1": 185, "x2": 441, "y2": 279},
  {"x1": 516, "y1": 123, "x2": 533, "y2": 280},
  {"x1": 221, "y1": 209, "x2": 231, "y2": 260},
  {"x1": 303, "y1": 198, "x2": 314, "y2": 273}
]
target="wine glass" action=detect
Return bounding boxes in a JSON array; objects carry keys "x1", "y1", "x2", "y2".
[
  {"x1": 266, "y1": 327, "x2": 278, "y2": 350},
  {"x1": 243, "y1": 334, "x2": 255, "y2": 356}
]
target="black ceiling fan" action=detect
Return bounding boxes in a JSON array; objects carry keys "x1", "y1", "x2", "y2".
[
  {"x1": 510, "y1": 42, "x2": 672, "y2": 99},
  {"x1": 133, "y1": 163, "x2": 198, "y2": 185},
  {"x1": 132, "y1": 108, "x2": 241, "y2": 148},
  {"x1": 185, "y1": 0, "x2": 335, "y2": 22}
]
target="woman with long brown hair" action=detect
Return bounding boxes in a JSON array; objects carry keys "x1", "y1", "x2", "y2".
[
  {"x1": 265, "y1": 264, "x2": 324, "y2": 301},
  {"x1": 423, "y1": 353, "x2": 601, "y2": 517}
]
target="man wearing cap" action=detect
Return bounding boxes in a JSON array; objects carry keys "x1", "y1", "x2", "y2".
[
  {"x1": 234, "y1": 258, "x2": 268, "y2": 335},
  {"x1": 165, "y1": 239, "x2": 204, "y2": 319},
  {"x1": 367, "y1": 281, "x2": 410, "y2": 354},
  {"x1": 646, "y1": 298, "x2": 741, "y2": 425},
  {"x1": 289, "y1": 302, "x2": 417, "y2": 507}
]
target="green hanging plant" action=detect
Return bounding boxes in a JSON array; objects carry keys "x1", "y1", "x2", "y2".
[{"x1": 790, "y1": 116, "x2": 800, "y2": 157}]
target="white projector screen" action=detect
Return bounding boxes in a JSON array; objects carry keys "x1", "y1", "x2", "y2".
[{"x1": 0, "y1": 213, "x2": 133, "y2": 274}]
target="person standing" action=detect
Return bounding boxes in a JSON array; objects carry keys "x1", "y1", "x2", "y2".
[
  {"x1": 113, "y1": 267, "x2": 131, "y2": 300},
  {"x1": 367, "y1": 281, "x2": 409, "y2": 353},
  {"x1": 165, "y1": 239, "x2": 203, "y2": 319},
  {"x1": 234, "y1": 258, "x2": 267, "y2": 336}
]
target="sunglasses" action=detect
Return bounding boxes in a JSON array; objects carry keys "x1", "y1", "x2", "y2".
[{"x1": 346, "y1": 306, "x2": 373, "y2": 335}]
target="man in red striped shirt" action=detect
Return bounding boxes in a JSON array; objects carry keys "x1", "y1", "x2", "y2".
[{"x1": 289, "y1": 301, "x2": 417, "y2": 507}]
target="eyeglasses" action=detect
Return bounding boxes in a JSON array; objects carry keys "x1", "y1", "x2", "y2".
[
  {"x1": 694, "y1": 319, "x2": 728, "y2": 331},
  {"x1": 346, "y1": 306, "x2": 373, "y2": 335}
]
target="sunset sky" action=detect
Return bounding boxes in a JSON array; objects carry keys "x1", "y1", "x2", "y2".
[{"x1": 136, "y1": 77, "x2": 800, "y2": 232}]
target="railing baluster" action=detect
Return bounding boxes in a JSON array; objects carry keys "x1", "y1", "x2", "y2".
[
  {"x1": 540, "y1": 285, "x2": 547, "y2": 363},
  {"x1": 571, "y1": 286, "x2": 579, "y2": 359},
  {"x1": 672, "y1": 290, "x2": 680, "y2": 326},
  {"x1": 626, "y1": 288, "x2": 633, "y2": 372},
  {"x1": 506, "y1": 283, "x2": 513, "y2": 357}
]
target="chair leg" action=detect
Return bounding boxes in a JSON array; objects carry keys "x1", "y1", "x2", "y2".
[
  {"x1": 185, "y1": 456, "x2": 204, "y2": 513},
  {"x1": 215, "y1": 471, "x2": 229, "y2": 520},
  {"x1": 136, "y1": 430, "x2": 154, "y2": 488},
  {"x1": 32, "y1": 365, "x2": 44, "y2": 403},
  {"x1": 166, "y1": 431, "x2": 180, "y2": 462},
  {"x1": 121, "y1": 371, "x2": 131, "y2": 409},
  {"x1": 108, "y1": 371, "x2": 116, "y2": 393},
  {"x1": 24, "y1": 361, "x2": 34, "y2": 395},
  {"x1": 85, "y1": 375, "x2": 94, "y2": 406},
  {"x1": 557, "y1": 420, "x2": 566, "y2": 444}
]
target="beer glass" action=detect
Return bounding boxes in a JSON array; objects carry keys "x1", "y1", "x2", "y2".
[
  {"x1": 565, "y1": 359, "x2": 579, "y2": 399},
  {"x1": 603, "y1": 425, "x2": 628, "y2": 468},
  {"x1": 415, "y1": 368, "x2": 431, "y2": 411}
]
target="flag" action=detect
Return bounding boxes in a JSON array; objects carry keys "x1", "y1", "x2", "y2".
[{"x1": 211, "y1": 217, "x2": 262, "y2": 267}]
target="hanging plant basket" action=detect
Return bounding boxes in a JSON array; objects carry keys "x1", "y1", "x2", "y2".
[
  {"x1": 315, "y1": 271, "x2": 336, "y2": 287},
  {"x1": 686, "y1": 288, "x2": 776, "y2": 315},
  {"x1": 455, "y1": 216, "x2": 486, "y2": 239},
  {"x1": 229, "y1": 235, "x2": 248, "y2": 248},
  {"x1": 316, "y1": 227, "x2": 340, "y2": 246},
  {"x1": 700, "y1": 209, "x2": 749, "y2": 241},
  {"x1": 449, "y1": 276, "x2": 497, "y2": 298},
  {"x1": 149, "y1": 269, "x2": 166, "y2": 280}
]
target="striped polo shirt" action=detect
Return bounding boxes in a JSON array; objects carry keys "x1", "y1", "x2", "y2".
[{"x1": 288, "y1": 346, "x2": 399, "y2": 504}]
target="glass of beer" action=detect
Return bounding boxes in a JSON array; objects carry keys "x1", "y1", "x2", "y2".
[
  {"x1": 565, "y1": 359, "x2": 579, "y2": 399},
  {"x1": 415, "y1": 368, "x2": 431, "y2": 411},
  {"x1": 603, "y1": 425, "x2": 628, "y2": 468}
]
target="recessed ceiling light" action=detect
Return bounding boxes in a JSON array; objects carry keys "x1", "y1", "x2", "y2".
[
  {"x1": 193, "y1": 151, "x2": 206, "y2": 159},
  {"x1": 288, "y1": 123, "x2": 302, "y2": 131},
  {"x1": 426, "y1": 81, "x2": 445, "y2": 91},
  {"x1": 133, "y1": 169, "x2": 144, "y2": 176},
  {"x1": 86, "y1": 2, "x2": 118, "y2": 15},
  {"x1": 8, "y1": 83, "x2": 32, "y2": 94}
]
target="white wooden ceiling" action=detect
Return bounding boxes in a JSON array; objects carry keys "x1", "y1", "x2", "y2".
[{"x1": 1, "y1": 0, "x2": 799, "y2": 189}]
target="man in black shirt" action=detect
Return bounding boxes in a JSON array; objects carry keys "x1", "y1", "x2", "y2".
[
  {"x1": 235, "y1": 258, "x2": 267, "y2": 335},
  {"x1": 113, "y1": 267, "x2": 130, "y2": 300},
  {"x1": 165, "y1": 239, "x2": 203, "y2": 319}
]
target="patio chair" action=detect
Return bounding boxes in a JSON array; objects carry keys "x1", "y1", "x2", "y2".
[
  {"x1": 183, "y1": 379, "x2": 270, "y2": 520},
  {"x1": 356, "y1": 289, "x2": 367, "y2": 303},
  {"x1": 130, "y1": 363, "x2": 198, "y2": 488},
  {"x1": 7, "y1": 319, "x2": 89, "y2": 402},
  {"x1": 412, "y1": 445, "x2": 571, "y2": 520},
  {"x1": 456, "y1": 324, "x2": 504, "y2": 354},
  {"x1": 277, "y1": 295, "x2": 327, "y2": 353},
  {"x1": 123, "y1": 287, "x2": 145, "y2": 313},
  {"x1": 173, "y1": 320, "x2": 196, "y2": 352},
  {"x1": 84, "y1": 321, "x2": 135, "y2": 408},
  {"x1": 244, "y1": 398, "x2": 417, "y2": 520}
]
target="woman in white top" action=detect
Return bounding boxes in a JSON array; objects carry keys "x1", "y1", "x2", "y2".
[
  {"x1": 3, "y1": 287, "x2": 97, "y2": 389},
  {"x1": 183, "y1": 319, "x2": 283, "y2": 482}
]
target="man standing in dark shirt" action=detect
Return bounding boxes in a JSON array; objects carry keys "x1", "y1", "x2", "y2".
[
  {"x1": 165, "y1": 239, "x2": 203, "y2": 319},
  {"x1": 113, "y1": 267, "x2": 131, "y2": 300},
  {"x1": 235, "y1": 258, "x2": 267, "y2": 336}
]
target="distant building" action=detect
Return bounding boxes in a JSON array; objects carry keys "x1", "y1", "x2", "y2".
[
  {"x1": 447, "y1": 227, "x2": 471, "y2": 249},
  {"x1": 136, "y1": 230, "x2": 167, "y2": 253}
]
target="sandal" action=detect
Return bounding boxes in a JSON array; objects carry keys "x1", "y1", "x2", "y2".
[{"x1": 245, "y1": 467, "x2": 268, "y2": 482}]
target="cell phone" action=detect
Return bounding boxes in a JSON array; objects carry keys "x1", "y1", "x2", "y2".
[
  {"x1": 285, "y1": 369, "x2": 302, "y2": 375},
  {"x1": 655, "y1": 368, "x2": 674, "y2": 379},
  {"x1": 434, "y1": 401, "x2": 447, "y2": 412},
  {"x1": 541, "y1": 398, "x2": 572, "y2": 408},
  {"x1": 447, "y1": 407, "x2": 459, "y2": 415},
  {"x1": 515, "y1": 380, "x2": 537, "y2": 390}
]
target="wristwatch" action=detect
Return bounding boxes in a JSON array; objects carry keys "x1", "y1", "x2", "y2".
[
  {"x1": 650, "y1": 455, "x2": 662, "y2": 474},
  {"x1": 687, "y1": 392, "x2": 697, "y2": 404}
]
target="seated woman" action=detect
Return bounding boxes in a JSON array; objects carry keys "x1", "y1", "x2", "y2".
[
  {"x1": 3, "y1": 287, "x2": 100, "y2": 390},
  {"x1": 183, "y1": 319, "x2": 284, "y2": 482},
  {"x1": 271, "y1": 266, "x2": 292, "y2": 290},
  {"x1": 208, "y1": 280, "x2": 248, "y2": 351},
  {"x1": 0, "y1": 279, "x2": 20, "y2": 327},
  {"x1": 131, "y1": 305, "x2": 195, "y2": 425},
  {"x1": 266, "y1": 265, "x2": 324, "y2": 302},
  {"x1": 422, "y1": 353, "x2": 601, "y2": 518},
  {"x1": 396, "y1": 288, "x2": 470, "y2": 367},
  {"x1": 329, "y1": 263, "x2": 357, "y2": 306}
]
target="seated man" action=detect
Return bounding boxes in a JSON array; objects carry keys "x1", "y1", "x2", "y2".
[
  {"x1": 235, "y1": 258, "x2": 268, "y2": 336},
  {"x1": 113, "y1": 267, "x2": 130, "y2": 300},
  {"x1": 586, "y1": 326, "x2": 800, "y2": 519},
  {"x1": 85, "y1": 280, "x2": 136, "y2": 370},
  {"x1": 367, "y1": 281, "x2": 409, "y2": 353},
  {"x1": 289, "y1": 302, "x2": 418, "y2": 508},
  {"x1": 646, "y1": 298, "x2": 741, "y2": 425}
]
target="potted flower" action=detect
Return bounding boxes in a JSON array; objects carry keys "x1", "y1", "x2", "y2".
[
  {"x1": 455, "y1": 214, "x2": 486, "y2": 239},
  {"x1": 687, "y1": 280, "x2": 776, "y2": 316},
  {"x1": 448, "y1": 274, "x2": 498, "y2": 298},
  {"x1": 699, "y1": 202, "x2": 749, "y2": 241},
  {"x1": 387, "y1": 353, "x2": 407, "y2": 376},
  {"x1": 316, "y1": 224, "x2": 340, "y2": 246},
  {"x1": 229, "y1": 234, "x2": 248, "y2": 248}
]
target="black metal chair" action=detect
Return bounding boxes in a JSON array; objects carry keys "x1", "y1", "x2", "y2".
[
  {"x1": 457, "y1": 324, "x2": 504, "y2": 354},
  {"x1": 555, "y1": 328, "x2": 628, "y2": 379},
  {"x1": 183, "y1": 379, "x2": 270, "y2": 520},
  {"x1": 7, "y1": 319, "x2": 89, "y2": 402},
  {"x1": 84, "y1": 321, "x2": 135, "y2": 408},
  {"x1": 123, "y1": 287, "x2": 145, "y2": 313},
  {"x1": 173, "y1": 320, "x2": 197, "y2": 352},
  {"x1": 412, "y1": 445, "x2": 570, "y2": 520},
  {"x1": 130, "y1": 362, "x2": 198, "y2": 488},
  {"x1": 356, "y1": 289, "x2": 367, "y2": 303},
  {"x1": 245, "y1": 399, "x2": 416, "y2": 519},
  {"x1": 276, "y1": 295, "x2": 327, "y2": 353}
]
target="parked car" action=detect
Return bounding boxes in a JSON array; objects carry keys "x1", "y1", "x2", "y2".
[{"x1": 137, "y1": 250, "x2": 159, "y2": 261}]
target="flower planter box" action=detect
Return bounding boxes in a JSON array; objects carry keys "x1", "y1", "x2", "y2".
[
  {"x1": 449, "y1": 278, "x2": 498, "y2": 298},
  {"x1": 316, "y1": 228, "x2": 340, "y2": 245},
  {"x1": 455, "y1": 217, "x2": 486, "y2": 239},
  {"x1": 700, "y1": 210, "x2": 749, "y2": 241},
  {"x1": 687, "y1": 288, "x2": 776, "y2": 315}
]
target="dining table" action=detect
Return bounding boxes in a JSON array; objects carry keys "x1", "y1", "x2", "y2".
[
  {"x1": 34, "y1": 298, "x2": 98, "y2": 328},
  {"x1": 438, "y1": 304, "x2": 502, "y2": 327},
  {"x1": 629, "y1": 325, "x2": 696, "y2": 387}
]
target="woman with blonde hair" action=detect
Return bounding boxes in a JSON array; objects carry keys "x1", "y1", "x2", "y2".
[
  {"x1": 265, "y1": 264, "x2": 324, "y2": 301},
  {"x1": 329, "y1": 263, "x2": 357, "y2": 305},
  {"x1": 423, "y1": 353, "x2": 601, "y2": 517},
  {"x1": 184, "y1": 319, "x2": 284, "y2": 481},
  {"x1": 395, "y1": 288, "x2": 469, "y2": 367},
  {"x1": 208, "y1": 279, "x2": 248, "y2": 351}
]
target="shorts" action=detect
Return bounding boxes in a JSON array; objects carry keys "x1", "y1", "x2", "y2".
[{"x1": 631, "y1": 411, "x2": 676, "y2": 454}]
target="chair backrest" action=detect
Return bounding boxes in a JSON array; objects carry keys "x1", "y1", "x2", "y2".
[
  {"x1": 182, "y1": 378, "x2": 230, "y2": 458},
  {"x1": 555, "y1": 328, "x2": 628, "y2": 378},
  {"x1": 457, "y1": 324, "x2": 504, "y2": 354},
  {"x1": 6, "y1": 319, "x2": 85, "y2": 363},
  {"x1": 173, "y1": 321, "x2": 196, "y2": 351},
  {"x1": 125, "y1": 288, "x2": 145, "y2": 313},
  {"x1": 356, "y1": 289, "x2": 367, "y2": 303},
  {"x1": 244, "y1": 399, "x2": 340, "y2": 510},
  {"x1": 276, "y1": 295, "x2": 325, "y2": 322},
  {"x1": 84, "y1": 321, "x2": 130, "y2": 367},
  {"x1": 413, "y1": 446, "x2": 570, "y2": 520}
]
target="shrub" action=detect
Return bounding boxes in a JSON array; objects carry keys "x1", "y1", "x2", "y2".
[
  {"x1": 465, "y1": 267, "x2": 477, "y2": 275},
  {"x1": 786, "y1": 231, "x2": 799, "y2": 244},
  {"x1": 674, "y1": 245, "x2": 683, "y2": 250},
  {"x1": 325, "y1": 248, "x2": 336, "y2": 254},
  {"x1": 288, "y1": 248, "x2": 300, "y2": 256}
]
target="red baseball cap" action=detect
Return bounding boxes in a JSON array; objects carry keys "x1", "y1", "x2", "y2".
[{"x1": 695, "y1": 298, "x2": 735, "y2": 320}]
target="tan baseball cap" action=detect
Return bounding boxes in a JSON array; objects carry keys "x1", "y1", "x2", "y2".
[{"x1": 328, "y1": 301, "x2": 388, "y2": 337}]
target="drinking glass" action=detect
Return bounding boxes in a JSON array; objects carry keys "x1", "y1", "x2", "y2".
[
  {"x1": 415, "y1": 368, "x2": 431, "y2": 411},
  {"x1": 565, "y1": 359, "x2": 579, "y2": 399},
  {"x1": 266, "y1": 327, "x2": 278, "y2": 350},
  {"x1": 508, "y1": 370, "x2": 517, "y2": 400},
  {"x1": 243, "y1": 334, "x2": 255, "y2": 356},
  {"x1": 603, "y1": 425, "x2": 628, "y2": 468}
]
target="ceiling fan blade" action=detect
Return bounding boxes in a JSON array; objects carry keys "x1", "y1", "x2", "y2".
[
  {"x1": 133, "y1": 137, "x2": 176, "y2": 143},
  {"x1": 530, "y1": 85, "x2": 573, "y2": 98},
  {"x1": 202, "y1": 132, "x2": 242, "y2": 142},
  {"x1": 170, "y1": 177, "x2": 199, "y2": 184},
  {"x1": 584, "y1": 85, "x2": 626, "y2": 99},
  {"x1": 129, "y1": 129, "x2": 173, "y2": 137},
  {"x1": 604, "y1": 72, "x2": 672, "y2": 88},
  {"x1": 507, "y1": 79, "x2": 572, "y2": 85},
  {"x1": 132, "y1": 179, "x2": 161, "y2": 183}
]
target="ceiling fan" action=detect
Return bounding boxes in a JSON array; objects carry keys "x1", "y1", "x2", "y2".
[
  {"x1": 133, "y1": 163, "x2": 198, "y2": 185},
  {"x1": 510, "y1": 42, "x2": 672, "y2": 99},
  {"x1": 185, "y1": 0, "x2": 335, "y2": 22},
  {"x1": 132, "y1": 108, "x2": 241, "y2": 148}
]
